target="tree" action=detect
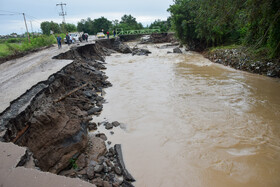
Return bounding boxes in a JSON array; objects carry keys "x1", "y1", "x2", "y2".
[
  {"x1": 77, "y1": 18, "x2": 94, "y2": 34},
  {"x1": 149, "y1": 19, "x2": 170, "y2": 32},
  {"x1": 61, "y1": 23, "x2": 77, "y2": 33},
  {"x1": 49, "y1": 21, "x2": 60, "y2": 34},
  {"x1": 118, "y1": 14, "x2": 143, "y2": 30},
  {"x1": 77, "y1": 17, "x2": 111, "y2": 34},
  {"x1": 112, "y1": 19, "x2": 119, "y2": 29},
  {"x1": 40, "y1": 21, "x2": 60, "y2": 35},
  {"x1": 168, "y1": 0, "x2": 280, "y2": 57},
  {"x1": 92, "y1": 17, "x2": 112, "y2": 34},
  {"x1": 168, "y1": 0, "x2": 199, "y2": 44},
  {"x1": 41, "y1": 21, "x2": 51, "y2": 35},
  {"x1": 77, "y1": 19, "x2": 86, "y2": 32}
]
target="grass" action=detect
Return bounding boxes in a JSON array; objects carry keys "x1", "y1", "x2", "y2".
[
  {"x1": 0, "y1": 35, "x2": 57, "y2": 58},
  {"x1": 0, "y1": 43, "x2": 16, "y2": 57},
  {"x1": 69, "y1": 158, "x2": 78, "y2": 170},
  {"x1": 208, "y1": 44, "x2": 275, "y2": 61},
  {"x1": 209, "y1": 44, "x2": 242, "y2": 52}
]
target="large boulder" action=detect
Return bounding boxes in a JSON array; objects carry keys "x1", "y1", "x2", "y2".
[
  {"x1": 88, "y1": 136, "x2": 107, "y2": 161},
  {"x1": 139, "y1": 35, "x2": 151, "y2": 44},
  {"x1": 173, "y1": 47, "x2": 182, "y2": 53},
  {"x1": 132, "y1": 48, "x2": 151, "y2": 56},
  {"x1": 113, "y1": 38, "x2": 132, "y2": 53}
]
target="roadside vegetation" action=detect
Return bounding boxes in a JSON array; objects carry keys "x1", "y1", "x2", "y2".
[
  {"x1": 0, "y1": 35, "x2": 56, "y2": 58},
  {"x1": 168, "y1": 0, "x2": 280, "y2": 59}
]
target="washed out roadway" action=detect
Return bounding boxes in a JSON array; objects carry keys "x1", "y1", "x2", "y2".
[{"x1": 0, "y1": 42, "x2": 96, "y2": 187}]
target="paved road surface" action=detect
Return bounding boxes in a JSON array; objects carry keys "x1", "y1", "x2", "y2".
[{"x1": 0, "y1": 42, "x2": 93, "y2": 113}]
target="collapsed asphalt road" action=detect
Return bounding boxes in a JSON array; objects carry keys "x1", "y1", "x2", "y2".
[{"x1": 0, "y1": 38, "x2": 137, "y2": 187}]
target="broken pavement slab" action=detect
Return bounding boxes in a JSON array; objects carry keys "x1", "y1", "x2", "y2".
[{"x1": 0, "y1": 142, "x2": 96, "y2": 187}]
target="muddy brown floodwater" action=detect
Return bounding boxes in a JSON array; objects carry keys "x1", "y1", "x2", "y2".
[{"x1": 94, "y1": 43, "x2": 280, "y2": 187}]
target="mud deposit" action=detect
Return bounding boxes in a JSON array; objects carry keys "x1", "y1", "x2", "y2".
[{"x1": 0, "y1": 39, "x2": 136, "y2": 187}]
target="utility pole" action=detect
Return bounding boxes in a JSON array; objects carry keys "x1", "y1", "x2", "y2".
[
  {"x1": 56, "y1": 2, "x2": 67, "y2": 23},
  {"x1": 22, "y1": 13, "x2": 30, "y2": 43}
]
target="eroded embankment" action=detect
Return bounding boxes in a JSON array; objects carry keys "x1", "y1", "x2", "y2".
[
  {"x1": 0, "y1": 39, "x2": 135, "y2": 187},
  {"x1": 205, "y1": 48, "x2": 280, "y2": 78}
]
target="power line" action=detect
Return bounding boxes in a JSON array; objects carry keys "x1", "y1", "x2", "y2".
[
  {"x1": 25, "y1": 14, "x2": 40, "y2": 22},
  {"x1": 0, "y1": 13, "x2": 18, "y2": 16},
  {"x1": 25, "y1": 15, "x2": 42, "y2": 24},
  {"x1": 0, "y1": 9, "x2": 21, "y2": 15},
  {"x1": 0, "y1": 10, "x2": 41, "y2": 23},
  {"x1": 30, "y1": 20, "x2": 34, "y2": 33},
  {"x1": 0, "y1": 10, "x2": 42, "y2": 35}
]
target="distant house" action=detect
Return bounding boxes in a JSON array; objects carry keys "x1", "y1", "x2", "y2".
[{"x1": 10, "y1": 33, "x2": 18, "y2": 38}]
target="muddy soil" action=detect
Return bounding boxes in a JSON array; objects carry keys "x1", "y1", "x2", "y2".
[{"x1": 0, "y1": 39, "x2": 136, "y2": 187}]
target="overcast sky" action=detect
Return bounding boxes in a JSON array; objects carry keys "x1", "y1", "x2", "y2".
[{"x1": 0, "y1": 0, "x2": 174, "y2": 35}]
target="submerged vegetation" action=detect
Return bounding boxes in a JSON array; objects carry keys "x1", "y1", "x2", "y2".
[{"x1": 168, "y1": 0, "x2": 280, "y2": 58}]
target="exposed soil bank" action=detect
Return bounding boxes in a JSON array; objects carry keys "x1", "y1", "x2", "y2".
[{"x1": 0, "y1": 39, "x2": 135, "y2": 187}]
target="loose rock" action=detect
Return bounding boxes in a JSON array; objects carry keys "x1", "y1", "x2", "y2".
[
  {"x1": 92, "y1": 178, "x2": 104, "y2": 187},
  {"x1": 96, "y1": 133, "x2": 107, "y2": 141},
  {"x1": 94, "y1": 164, "x2": 104, "y2": 173},
  {"x1": 88, "y1": 122, "x2": 97, "y2": 131},
  {"x1": 88, "y1": 137, "x2": 107, "y2": 161},
  {"x1": 173, "y1": 47, "x2": 182, "y2": 53},
  {"x1": 105, "y1": 122, "x2": 113, "y2": 130},
  {"x1": 112, "y1": 121, "x2": 120, "y2": 127},
  {"x1": 132, "y1": 48, "x2": 151, "y2": 56},
  {"x1": 103, "y1": 181, "x2": 113, "y2": 187},
  {"x1": 114, "y1": 166, "x2": 122, "y2": 175},
  {"x1": 86, "y1": 165, "x2": 95, "y2": 180},
  {"x1": 87, "y1": 107, "x2": 103, "y2": 115}
]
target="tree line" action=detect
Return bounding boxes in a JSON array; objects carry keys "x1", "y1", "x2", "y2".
[
  {"x1": 40, "y1": 22, "x2": 77, "y2": 35},
  {"x1": 168, "y1": 0, "x2": 280, "y2": 58},
  {"x1": 41, "y1": 14, "x2": 171, "y2": 36}
]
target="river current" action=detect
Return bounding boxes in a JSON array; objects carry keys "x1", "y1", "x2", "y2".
[{"x1": 94, "y1": 43, "x2": 280, "y2": 187}]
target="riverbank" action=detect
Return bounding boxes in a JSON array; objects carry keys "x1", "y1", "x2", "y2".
[{"x1": 203, "y1": 46, "x2": 280, "y2": 78}]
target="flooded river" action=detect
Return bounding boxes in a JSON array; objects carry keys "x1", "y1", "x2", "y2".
[{"x1": 95, "y1": 43, "x2": 280, "y2": 187}]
